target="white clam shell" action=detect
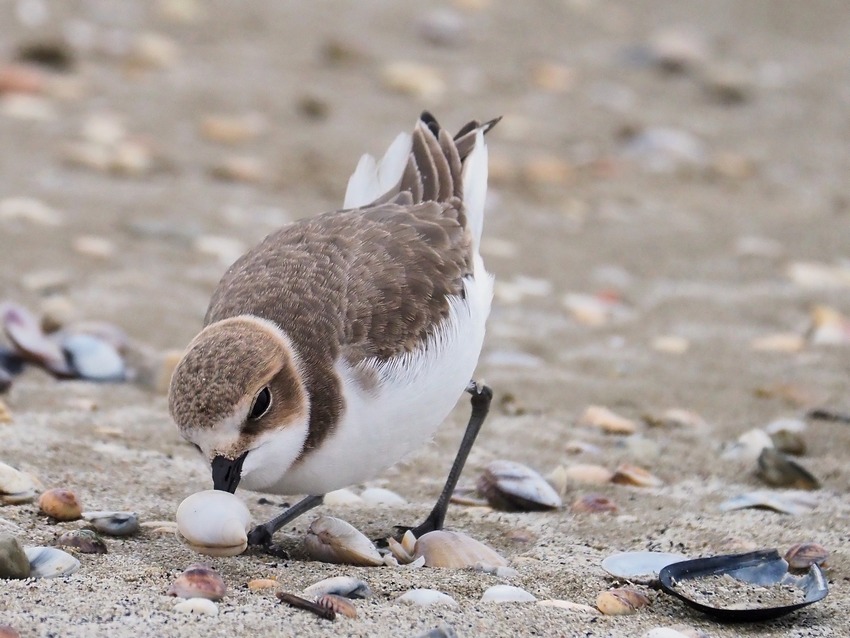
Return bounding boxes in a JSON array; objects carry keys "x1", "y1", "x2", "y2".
[
  {"x1": 397, "y1": 588, "x2": 458, "y2": 607},
  {"x1": 303, "y1": 516, "x2": 383, "y2": 566},
  {"x1": 176, "y1": 490, "x2": 251, "y2": 556},
  {"x1": 413, "y1": 530, "x2": 508, "y2": 569},
  {"x1": 0, "y1": 462, "x2": 38, "y2": 505},
  {"x1": 359, "y1": 487, "x2": 407, "y2": 506},
  {"x1": 480, "y1": 584, "x2": 537, "y2": 603},
  {"x1": 25, "y1": 546, "x2": 80, "y2": 578},
  {"x1": 173, "y1": 598, "x2": 219, "y2": 615}
]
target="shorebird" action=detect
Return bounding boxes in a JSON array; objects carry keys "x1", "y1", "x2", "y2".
[{"x1": 169, "y1": 112, "x2": 499, "y2": 548}]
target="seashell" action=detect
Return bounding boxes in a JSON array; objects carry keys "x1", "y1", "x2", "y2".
[
  {"x1": 82, "y1": 511, "x2": 140, "y2": 536},
  {"x1": 0, "y1": 626, "x2": 20, "y2": 638},
  {"x1": 596, "y1": 588, "x2": 650, "y2": 615},
  {"x1": 303, "y1": 516, "x2": 383, "y2": 566},
  {"x1": 756, "y1": 448, "x2": 819, "y2": 490},
  {"x1": 537, "y1": 599, "x2": 600, "y2": 614},
  {"x1": 413, "y1": 530, "x2": 508, "y2": 569},
  {"x1": 611, "y1": 463, "x2": 664, "y2": 488},
  {"x1": 397, "y1": 588, "x2": 458, "y2": 607},
  {"x1": 199, "y1": 113, "x2": 266, "y2": 145},
  {"x1": 173, "y1": 598, "x2": 218, "y2": 615},
  {"x1": 719, "y1": 490, "x2": 817, "y2": 516},
  {"x1": 248, "y1": 578, "x2": 278, "y2": 591},
  {"x1": 477, "y1": 460, "x2": 562, "y2": 511},
  {"x1": 359, "y1": 487, "x2": 407, "y2": 506},
  {"x1": 38, "y1": 488, "x2": 82, "y2": 521},
  {"x1": 1, "y1": 303, "x2": 71, "y2": 376},
  {"x1": 387, "y1": 535, "x2": 414, "y2": 564},
  {"x1": 208, "y1": 155, "x2": 266, "y2": 184},
  {"x1": 601, "y1": 551, "x2": 688, "y2": 582},
  {"x1": 302, "y1": 575, "x2": 372, "y2": 600},
  {"x1": 563, "y1": 463, "x2": 614, "y2": 485},
  {"x1": 168, "y1": 563, "x2": 226, "y2": 600},
  {"x1": 0, "y1": 461, "x2": 39, "y2": 504},
  {"x1": 176, "y1": 490, "x2": 250, "y2": 556},
  {"x1": 765, "y1": 419, "x2": 807, "y2": 456},
  {"x1": 643, "y1": 408, "x2": 707, "y2": 429},
  {"x1": 784, "y1": 542, "x2": 828, "y2": 571},
  {"x1": 25, "y1": 546, "x2": 80, "y2": 578},
  {"x1": 322, "y1": 488, "x2": 363, "y2": 506},
  {"x1": 380, "y1": 62, "x2": 446, "y2": 100},
  {"x1": 0, "y1": 534, "x2": 31, "y2": 579},
  {"x1": 750, "y1": 333, "x2": 804, "y2": 353},
  {"x1": 54, "y1": 529, "x2": 107, "y2": 554},
  {"x1": 480, "y1": 584, "x2": 537, "y2": 603},
  {"x1": 651, "y1": 335, "x2": 690, "y2": 354},
  {"x1": 721, "y1": 428, "x2": 773, "y2": 461},
  {"x1": 578, "y1": 406, "x2": 637, "y2": 434},
  {"x1": 61, "y1": 334, "x2": 125, "y2": 381},
  {"x1": 648, "y1": 27, "x2": 708, "y2": 72},
  {"x1": 317, "y1": 594, "x2": 357, "y2": 618},
  {"x1": 72, "y1": 235, "x2": 116, "y2": 260},
  {"x1": 572, "y1": 494, "x2": 618, "y2": 514}
]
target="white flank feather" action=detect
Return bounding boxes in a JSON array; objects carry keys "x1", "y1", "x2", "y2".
[
  {"x1": 461, "y1": 129, "x2": 488, "y2": 249},
  {"x1": 343, "y1": 131, "x2": 412, "y2": 208}
]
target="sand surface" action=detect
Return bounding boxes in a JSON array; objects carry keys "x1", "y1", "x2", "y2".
[{"x1": 1, "y1": 1, "x2": 849, "y2": 636}]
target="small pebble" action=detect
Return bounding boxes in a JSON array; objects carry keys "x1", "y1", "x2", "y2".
[
  {"x1": 380, "y1": 62, "x2": 445, "y2": 100},
  {"x1": 38, "y1": 488, "x2": 82, "y2": 521},
  {"x1": 248, "y1": 578, "x2": 278, "y2": 591},
  {"x1": 0, "y1": 534, "x2": 31, "y2": 579}
]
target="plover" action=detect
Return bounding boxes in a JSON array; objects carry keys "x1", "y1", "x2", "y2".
[{"x1": 169, "y1": 112, "x2": 499, "y2": 547}]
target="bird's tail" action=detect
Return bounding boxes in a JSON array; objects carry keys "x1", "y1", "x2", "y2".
[{"x1": 344, "y1": 112, "x2": 500, "y2": 248}]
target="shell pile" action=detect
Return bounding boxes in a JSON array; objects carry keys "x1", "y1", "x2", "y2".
[{"x1": 176, "y1": 490, "x2": 251, "y2": 557}]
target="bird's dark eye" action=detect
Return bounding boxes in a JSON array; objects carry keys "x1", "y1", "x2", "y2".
[{"x1": 249, "y1": 386, "x2": 272, "y2": 420}]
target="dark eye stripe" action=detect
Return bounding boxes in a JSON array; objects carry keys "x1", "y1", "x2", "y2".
[{"x1": 249, "y1": 387, "x2": 272, "y2": 420}]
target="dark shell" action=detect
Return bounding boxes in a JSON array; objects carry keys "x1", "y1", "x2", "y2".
[
  {"x1": 757, "y1": 448, "x2": 820, "y2": 490},
  {"x1": 54, "y1": 529, "x2": 107, "y2": 554}
]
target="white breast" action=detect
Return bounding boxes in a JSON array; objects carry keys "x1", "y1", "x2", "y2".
[{"x1": 272, "y1": 253, "x2": 493, "y2": 495}]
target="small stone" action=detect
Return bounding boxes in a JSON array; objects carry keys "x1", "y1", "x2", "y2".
[
  {"x1": 209, "y1": 156, "x2": 266, "y2": 183},
  {"x1": 0, "y1": 534, "x2": 31, "y2": 579},
  {"x1": 648, "y1": 27, "x2": 708, "y2": 73},
  {"x1": 703, "y1": 63, "x2": 752, "y2": 104},
  {"x1": 38, "y1": 488, "x2": 82, "y2": 521},
  {"x1": 0, "y1": 63, "x2": 45, "y2": 94}
]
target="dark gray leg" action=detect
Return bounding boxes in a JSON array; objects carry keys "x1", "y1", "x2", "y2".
[
  {"x1": 248, "y1": 494, "x2": 325, "y2": 548},
  {"x1": 401, "y1": 382, "x2": 493, "y2": 539}
]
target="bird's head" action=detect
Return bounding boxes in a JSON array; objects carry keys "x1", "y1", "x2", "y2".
[{"x1": 168, "y1": 315, "x2": 309, "y2": 494}]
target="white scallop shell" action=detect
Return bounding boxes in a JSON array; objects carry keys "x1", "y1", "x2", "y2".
[{"x1": 176, "y1": 490, "x2": 251, "y2": 557}]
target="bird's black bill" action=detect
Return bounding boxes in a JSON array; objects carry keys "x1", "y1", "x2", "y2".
[{"x1": 212, "y1": 453, "x2": 248, "y2": 493}]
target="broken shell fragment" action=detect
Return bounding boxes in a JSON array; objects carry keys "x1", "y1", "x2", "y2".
[
  {"x1": 719, "y1": 490, "x2": 817, "y2": 516},
  {"x1": 302, "y1": 575, "x2": 372, "y2": 600},
  {"x1": 611, "y1": 463, "x2": 664, "y2": 488},
  {"x1": 54, "y1": 529, "x2": 107, "y2": 554},
  {"x1": 38, "y1": 488, "x2": 82, "y2": 521},
  {"x1": 784, "y1": 543, "x2": 828, "y2": 571},
  {"x1": 248, "y1": 578, "x2": 278, "y2": 591},
  {"x1": 601, "y1": 551, "x2": 688, "y2": 582},
  {"x1": 572, "y1": 494, "x2": 618, "y2": 514},
  {"x1": 413, "y1": 530, "x2": 508, "y2": 569},
  {"x1": 82, "y1": 511, "x2": 139, "y2": 536},
  {"x1": 25, "y1": 546, "x2": 80, "y2": 578},
  {"x1": 168, "y1": 563, "x2": 226, "y2": 600},
  {"x1": 477, "y1": 460, "x2": 562, "y2": 511},
  {"x1": 596, "y1": 588, "x2": 650, "y2": 615},
  {"x1": 0, "y1": 461, "x2": 39, "y2": 504},
  {"x1": 317, "y1": 594, "x2": 357, "y2": 618},
  {"x1": 303, "y1": 516, "x2": 383, "y2": 566},
  {"x1": 578, "y1": 405, "x2": 637, "y2": 434},
  {"x1": 480, "y1": 584, "x2": 537, "y2": 603},
  {"x1": 176, "y1": 490, "x2": 250, "y2": 556},
  {"x1": 756, "y1": 448, "x2": 820, "y2": 490}
]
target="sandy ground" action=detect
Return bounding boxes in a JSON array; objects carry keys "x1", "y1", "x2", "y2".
[{"x1": 1, "y1": 1, "x2": 850, "y2": 636}]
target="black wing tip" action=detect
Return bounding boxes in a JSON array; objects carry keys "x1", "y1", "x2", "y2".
[{"x1": 421, "y1": 111, "x2": 501, "y2": 139}]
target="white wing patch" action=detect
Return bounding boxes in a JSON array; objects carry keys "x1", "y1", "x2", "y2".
[
  {"x1": 461, "y1": 129, "x2": 488, "y2": 250},
  {"x1": 343, "y1": 131, "x2": 412, "y2": 208}
]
